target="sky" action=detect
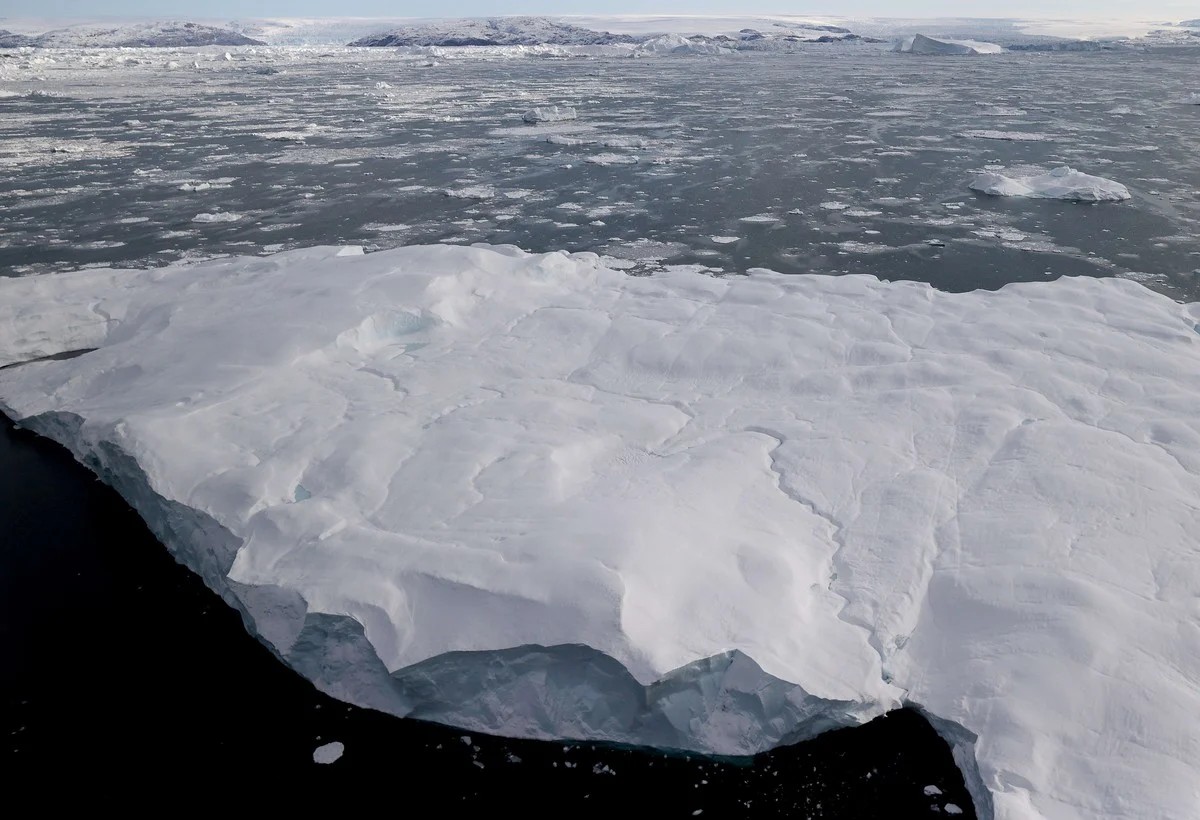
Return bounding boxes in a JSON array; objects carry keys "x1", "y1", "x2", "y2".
[{"x1": 0, "y1": 0, "x2": 1196, "y2": 20}]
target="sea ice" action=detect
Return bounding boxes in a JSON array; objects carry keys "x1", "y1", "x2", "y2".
[
  {"x1": 312, "y1": 741, "x2": 344, "y2": 764},
  {"x1": 970, "y1": 166, "x2": 1131, "y2": 202},
  {"x1": 2, "y1": 244, "x2": 1199, "y2": 820},
  {"x1": 192, "y1": 212, "x2": 242, "y2": 223},
  {"x1": 523, "y1": 106, "x2": 578, "y2": 124}
]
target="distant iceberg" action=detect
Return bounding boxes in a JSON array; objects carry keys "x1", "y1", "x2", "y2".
[
  {"x1": 970, "y1": 166, "x2": 1131, "y2": 202},
  {"x1": 895, "y1": 34, "x2": 1003, "y2": 55}
]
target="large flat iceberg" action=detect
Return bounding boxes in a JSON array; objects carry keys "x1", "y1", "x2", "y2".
[
  {"x1": 970, "y1": 166, "x2": 1132, "y2": 202},
  {"x1": 2, "y1": 244, "x2": 1199, "y2": 820},
  {"x1": 896, "y1": 34, "x2": 1004, "y2": 55}
]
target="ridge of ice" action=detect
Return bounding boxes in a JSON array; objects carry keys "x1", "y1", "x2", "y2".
[
  {"x1": 2, "y1": 244, "x2": 1199, "y2": 820},
  {"x1": 969, "y1": 166, "x2": 1132, "y2": 202}
]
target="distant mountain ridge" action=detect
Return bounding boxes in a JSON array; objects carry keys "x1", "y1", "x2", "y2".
[
  {"x1": 0, "y1": 21, "x2": 263, "y2": 48},
  {"x1": 349, "y1": 16, "x2": 869, "y2": 49}
]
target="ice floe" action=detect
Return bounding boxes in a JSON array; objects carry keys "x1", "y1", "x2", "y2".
[
  {"x1": 2, "y1": 244, "x2": 1199, "y2": 820},
  {"x1": 970, "y1": 166, "x2": 1132, "y2": 202}
]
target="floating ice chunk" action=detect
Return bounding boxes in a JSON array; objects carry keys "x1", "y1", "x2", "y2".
[
  {"x1": 374, "y1": 81, "x2": 393, "y2": 89},
  {"x1": 192, "y1": 212, "x2": 242, "y2": 223},
  {"x1": 958, "y1": 130, "x2": 1056, "y2": 142},
  {"x1": 546, "y1": 134, "x2": 591, "y2": 146},
  {"x1": 443, "y1": 185, "x2": 496, "y2": 199},
  {"x1": 312, "y1": 741, "x2": 344, "y2": 764},
  {"x1": 895, "y1": 34, "x2": 1004, "y2": 55},
  {"x1": 970, "y1": 166, "x2": 1132, "y2": 202},
  {"x1": 826, "y1": 95, "x2": 852, "y2": 103},
  {"x1": 710, "y1": 236, "x2": 740, "y2": 244},
  {"x1": 255, "y1": 131, "x2": 311, "y2": 143},
  {"x1": 3, "y1": 245, "x2": 1200, "y2": 820},
  {"x1": 944, "y1": 805, "x2": 963, "y2": 816},
  {"x1": 924, "y1": 785, "x2": 943, "y2": 796},
  {"x1": 820, "y1": 201, "x2": 850, "y2": 211},
  {"x1": 585, "y1": 153, "x2": 638, "y2": 166},
  {"x1": 523, "y1": 106, "x2": 577, "y2": 124},
  {"x1": 738, "y1": 214, "x2": 780, "y2": 223}
]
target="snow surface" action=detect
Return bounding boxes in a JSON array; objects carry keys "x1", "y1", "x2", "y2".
[
  {"x1": 970, "y1": 166, "x2": 1132, "y2": 202},
  {"x1": 896, "y1": 35, "x2": 1004, "y2": 55},
  {"x1": 2, "y1": 244, "x2": 1200, "y2": 820}
]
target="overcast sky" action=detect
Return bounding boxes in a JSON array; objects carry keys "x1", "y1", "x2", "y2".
[{"x1": 1, "y1": 0, "x2": 1195, "y2": 20}]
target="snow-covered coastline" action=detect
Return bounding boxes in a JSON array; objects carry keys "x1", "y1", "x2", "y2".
[{"x1": 2, "y1": 244, "x2": 1199, "y2": 819}]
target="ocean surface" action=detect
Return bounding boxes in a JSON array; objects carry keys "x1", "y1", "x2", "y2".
[{"x1": 3, "y1": 43, "x2": 1199, "y2": 810}]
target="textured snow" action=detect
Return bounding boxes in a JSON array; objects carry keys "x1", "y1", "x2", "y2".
[
  {"x1": 2, "y1": 244, "x2": 1200, "y2": 820},
  {"x1": 896, "y1": 35, "x2": 1004, "y2": 55},
  {"x1": 970, "y1": 166, "x2": 1132, "y2": 202}
]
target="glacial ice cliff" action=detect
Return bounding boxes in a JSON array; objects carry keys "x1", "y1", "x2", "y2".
[{"x1": 1, "y1": 244, "x2": 1198, "y2": 819}]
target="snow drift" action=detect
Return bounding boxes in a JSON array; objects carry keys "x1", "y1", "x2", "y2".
[
  {"x1": 970, "y1": 166, "x2": 1132, "y2": 202},
  {"x1": 2, "y1": 244, "x2": 1199, "y2": 820}
]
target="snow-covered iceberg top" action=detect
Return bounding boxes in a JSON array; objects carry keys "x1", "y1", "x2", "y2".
[
  {"x1": 895, "y1": 34, "x2": 1004, "y2": 55},
  {"x1": 2, "y1": 244, "x2": 1199, "y2": 820},
  {"x1": 970, "y1": 166, "x2": 1132, "y2": 202}
]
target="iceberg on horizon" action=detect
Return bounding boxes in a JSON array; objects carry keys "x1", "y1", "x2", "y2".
[
  {"x1": 895, "y1": 34, "x2": 1004, "y2": 55},
  {"x1": 2, "y1": 244, "x2": 1198, "y2": 820}
]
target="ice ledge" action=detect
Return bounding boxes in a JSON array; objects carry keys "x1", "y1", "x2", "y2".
[
  {"x1": 8, "y1": 408, "x2": 892, "y2": 755},
  {"x1": 3, "y1": 244, "x2": 1199, "y2": 820}
]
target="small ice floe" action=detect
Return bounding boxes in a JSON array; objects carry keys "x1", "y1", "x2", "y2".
[
  {"x1": 585, "y1": 153, "x2": 638, "y2": 166},
  {"x1": 192, "y1": 212, "x2": 242, "y2": 223},
  {"x1": 970, "y1": 166, "x2": 1131, "y2": 202},
  {"x1": 443, "y1": 185, "x2": 496, "y2": 199},
  {"x1": 1183, "y1": 93, "x2": 1200, "y2": 105},
  {"x1": 924, "y1": 785, "x2": 943, "y2": 796},
  {"x1": 827, "y1": 95, "x2": 852, "y2": 103},
  {"x1": 958, "y1": 129, "x2": 1056, "y2": 142},
  {"x1": 821, "y1": 201, "x2": 850, "y2": 211},
  {"x1": 944, "y1": 805, "x2": 963, "y2": 816},
  {"x1": 738, "y1": 214, "x2": 779, "y2": 223},
  {"x1": 374, "y1": 81, "x2": 393, "y2": 89},
  {"x1": 547, "y1": 134, "x2": 590, "y2": 146},
  {"x1": 710, "y1": 236, "x2": 740, "y2": 244},
  {"x1": 523, "y1": 106, "x2": 577, "y2": 124},
  {"x1": 313, "y1": 741, "x2": 344, "y2": 764},
  {"x1": 255, "y1": 131, "x2": 311, "y2": 143}
]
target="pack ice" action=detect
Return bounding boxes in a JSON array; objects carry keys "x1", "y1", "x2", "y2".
[
  {"x1": 2, "y1": 244, "x2": 1198, "y2": 820},
  {"x1": 970, "y1": 166, "x2": 1132, "y2": 202}
]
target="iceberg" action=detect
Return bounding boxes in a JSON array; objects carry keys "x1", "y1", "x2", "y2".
[
  {"x1": 2, "y1": 244, "x2": 1199, "y2": 820},
  {"x1": 896, "y1": 34, "x2": 1004, "y2": 55},
  {"x1": 522, "y1": 106, "x2": 578, "y2": 124},
  {"x1": 970, "y1": 166, "x2": 1132, "y2": 202}
]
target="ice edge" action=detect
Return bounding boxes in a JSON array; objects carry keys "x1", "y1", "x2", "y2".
[{"x1": 4, "y1": 405, "x2": 986, "y2": 815}]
